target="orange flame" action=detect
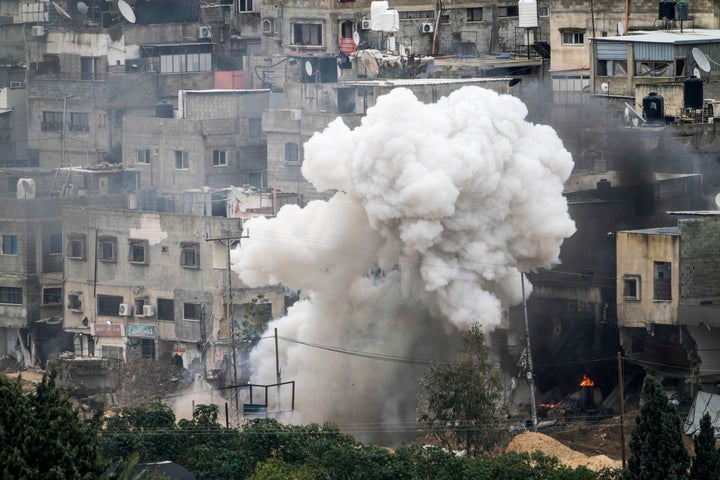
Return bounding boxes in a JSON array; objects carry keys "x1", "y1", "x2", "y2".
[
  {"x1": 579, "y1": 374, "x2": 595, "y2": 387},
  {"x1": 539, "y1": 400, "x2": 564, "y2": 409}
]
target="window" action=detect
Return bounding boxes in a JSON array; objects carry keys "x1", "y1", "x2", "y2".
[
  {"x1": 68, "y1": 293, "x2": 82, "y2": 311},
  {"x1": 623, "y1": 275, "x2": 640, "y2": 300},
  {"x1": 97, "y1": 294, "x2": 123, "y2": 316},
  {"x1": 141, "y1": 339, "x2": 155, "y2": 359},
  {"x1": 184, "y1": 302, "x2": 202, "y2": 320},
  {"x1": 102, "y1": 345, "x2": 123, "y2": 359},
  {"x1": 0, "y1": 287, "x2": 22, "y2": 304},
  {"x1": 159, "y1": 53, "x2": 212, "y2": 73},
  {"x1": 539, "y1": 5, "x2": 550, "y2": 16},
  {"x1": 498, "y1": 5, "x2": 519, "y2": 16},
  {"x1": 43, "y1": 287, "x2": 62, "y2": 305},
  {"x1": 49, "y1": 234, "x2": 62, "y2": 255},
  {"x1": 562, "y1": 31, "x2": 585, "y2": 45},
  {"x1": 114, "y1": 110, "x2": 124, "y2": 128},
  {"x1": 69, "y1": 113, "x2": 89, "y2": 132},
  {"x1": 238, "y1": 0, "x2": 253, "y2": 12},
  {"x1": 285, "y1": 142, "x2": 299, "y2": 163},
  {"x1": 134, "y1": 297, "x2": 146, "y2": 315},
  {"x1": 136, "y1": 149, "x2": 151, "y2": 165},
  {"x1": 128, "y1": 239, "x2": 148, "y2": 265},
  {"x1": 174, "y1": 151, "x2": 189, "y2": 170},
  {"x1": 180, "y1": 243, "x2": 200, "y2": 268},
  {"x1": 2, "y1": 235, "x2": 17, "y2": 255},
  {"x1": 42, "y1": 111, "x2": 63, "y2": 131},
  {"x1": 81, "y1": 56, "x2": 100, "y2": 80},
  {"x1": 654, "y1": 261, "x2": 672, "y2": 301},
  {"x1": 398, "y1": 11, "x2": 434, "y2": 19},
  {"x1": 67, "y1": 234, "x2": 86, "y2": 260},
  {"x1": 213, "y1": 150, "x2": 227, "y2": 167},
  {"x1": 157, "y1": 298, "x2": 174, "y2": 321},
  {"x1": 98, "y1": 236, "x2": 117, "y2": 262},
  {"x1": 249, "y1": 119, "x2": 262, "y2": 139},
  {"x1": 466, "y1": 7, "x2": 483, "y2": 22},
  {"x1": 291, "y1": 23, "x2": 323, "y2": 47}
]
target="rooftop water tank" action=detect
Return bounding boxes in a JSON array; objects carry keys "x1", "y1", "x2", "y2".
[
  {"x1": 684, "y1": 76, "x2": 703, "y2": 109},
  {"x1": 659, "y1": 0, "x2": 676, "y2": 20},
  {"x1": 675, "y1": 0, "x2": 689, "y2": 20},
  {"x1": 518, "y1": 0, "x2": 538, "y2": 28},
  {"x1": 643, "y1": 92, "x2": 664, "y2": 124}
]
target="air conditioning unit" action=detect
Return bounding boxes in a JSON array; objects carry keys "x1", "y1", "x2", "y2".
[
  {"x1": 420, "y1": 22, "x2": 434, "y2": 34},
  {"x1": 31, "y1": 25, "x2": 45, "y2": 37},
  {"x1": 119, "y1": 303, "x2": 133, "y2": 316},
  {"x1": 360, "y1": 18, "x2": 371, "y2": 30},
  {"x1": 197, "y1": 25, "x2": 211, "y2": 40},
  {"x1": 143, "y1": 305, "x2": 155, "y2": 317}
]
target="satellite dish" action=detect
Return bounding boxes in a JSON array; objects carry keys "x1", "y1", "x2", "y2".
[
  {"x1": 624, "y1": 102, "x2": 647, "y2": 124},
  {"x1": 694, "y1": 67, "x2": 701, "y2": 78},
  {"x1": 304, "y1": 59, "x2": 314, "y2": 76},
  {"x1": 715, "y1": 193, "x2": 720, "y2": 208},
  {"x1": 77, "y1": 1, "x2": 89, "y2": 15},
  {"x1": 352, "y1": 30, "x2": 360, "y2": 44},
  {"x1": 601, "y1": 82, "x2": 609, "y2": 92},
  {"x1": 118, "y1": 0, "x2": 136, "y2": 23},
  {"x1": 692, "y1": 47, "x2": 711, "y2": 73},
  {"x1": 617, "y1": 21, "x2": 625, "y2": 36},
  {"x1": 52, "y1": 1, "x2": 71, "y2": 19}
]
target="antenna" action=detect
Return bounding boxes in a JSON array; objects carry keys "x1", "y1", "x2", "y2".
[
  {"x1": 118, "y1": 0, "x2": 136, "y2": 24},
  {"x1": 694, "y1": 67, "x2": 701, "y2": 78},
  {"x1": 304, "y1": 59, "x2": 314, "y2": 77},
  {"x1": 692, "y1": 47, "x2": 712, "y2": 73},
  {"x1": 617, "y1": 21, "x2": 625, "y2": 36},
  {"x1": 77, "y1": 1, "x2": 89, "y2": 15},
  {"x1": 715, "y1": 193, "x2": 720, "y2": 209},
  {"x1": 52, "y1": 1, "x2": 71, "y2": 19},
  {"x1": 624, "y1": 102, "x2": 647, "y2": 124}
]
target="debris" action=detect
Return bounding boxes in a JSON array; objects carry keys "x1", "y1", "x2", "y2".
[{"x1": 506, "y1": 431, "x2": 622, "y2": 471}]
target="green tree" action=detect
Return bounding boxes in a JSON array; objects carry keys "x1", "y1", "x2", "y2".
[
  {"x1": 0, "y1": 369, "x2": 109, "y2": 479},
  {"x1": 690, "y1": 411, "x2": 720, "y2": 480},
  {"x1": 627, "y1": 376, "x2": 690, "y2": 480},
  {"x1": 417, "y1": 323, "x2": 506, "y2": 456}
]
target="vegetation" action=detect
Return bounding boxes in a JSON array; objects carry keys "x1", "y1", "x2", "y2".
[
  {"x1": 417, "y1": 323, "x2": 507, "y2": 456},
  {"x1": 690, "y1": 412, "x2": 720, "y2": 480},
  {"x1": 0, "y1": 369, "x2": 109, "y2": 479},
  {"x1": 626, "y1": 376, "x2": 690, "y2": 480}
]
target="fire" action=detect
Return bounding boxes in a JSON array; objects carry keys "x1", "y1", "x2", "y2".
[
  {"x1": 539, "y1": 400, "x2": 564, "y2": 409},
  {"x1": 579, "y1": 374, "x2": 595, "y2": 387}
]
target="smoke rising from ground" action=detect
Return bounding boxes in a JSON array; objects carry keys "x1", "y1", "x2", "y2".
[{"x1": 232, "y1": 86, "x2": 575, "y2": 437}]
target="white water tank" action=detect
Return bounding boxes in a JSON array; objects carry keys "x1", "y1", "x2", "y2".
[
  {"x1": 370, "y1": 1, "x2": 388, "y2": 31},
  {"x1": 518, "y1": 0, "x2": 539, "y2": 27}
]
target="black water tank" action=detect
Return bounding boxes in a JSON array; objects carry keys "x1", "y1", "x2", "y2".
[
  {"x1": 675, "y1": 0, "x2": 689, "y2": 20},
  {"x1": 684, "y1": 76, "x2": 703, "y2": 109},
  {"x1": 155, "y1": 101, "x2": 173, "y2": 118},
  {"x1": 597, "y1": 179, "x2": 611, "y2": 199},
  {"x1": 643, "y1": 92, "x2": 665, "y2": 123},
  {"x1": 659, "y1": 0, "x2": 676, "y2": 19}
]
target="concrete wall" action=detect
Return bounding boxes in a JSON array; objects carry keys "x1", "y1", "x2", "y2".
[
  {"x1": 616, "y1": 230, "x2": 679, "y2": 328},
  {"x1": 678, "y1": 216, "x2": 720, "y2": 302}
]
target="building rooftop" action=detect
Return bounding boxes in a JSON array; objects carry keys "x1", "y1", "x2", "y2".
[
  {"x1": 622, "y1": 226, "x2": 679, "y2": 235},
  {"x1": 345, "y1": 77, "x2": 511, "y2": 87}
]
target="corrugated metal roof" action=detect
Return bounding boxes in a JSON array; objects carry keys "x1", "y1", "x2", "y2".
[{"x1": 593, "y1": 29, "x2": 720, "y2": 45}]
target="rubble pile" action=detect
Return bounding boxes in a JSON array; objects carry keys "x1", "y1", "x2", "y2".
[{"x1": 507, "y1": 432, "x2": 621, "y2": 472}]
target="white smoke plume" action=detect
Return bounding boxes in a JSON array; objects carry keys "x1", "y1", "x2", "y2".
[{"x1": 231, "y1": 86, "x2": 575, "y2": 438}]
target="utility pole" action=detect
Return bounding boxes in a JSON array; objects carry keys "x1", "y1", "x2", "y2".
[
  {"x1": 205, "y1": 229, "x2": 249, "y2": 425},
  {"x1": 618, "y1": 351, "x2": 627, "y2": 469},
  {"x1": 521, "y1": 272, "x2": 538, "y2": 432}
]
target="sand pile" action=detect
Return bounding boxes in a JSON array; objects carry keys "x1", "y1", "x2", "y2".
[{"x1": 506, "y1": 432, "x2": 622, "y2": 472}]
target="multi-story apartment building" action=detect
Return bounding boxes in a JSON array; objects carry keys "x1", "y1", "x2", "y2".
[
  {"x1": 62, "y1": 206, "x2": 285, "y2": 376},
  {"x1": 122, "y1": 88, "x2": 270, "y2": 208}
]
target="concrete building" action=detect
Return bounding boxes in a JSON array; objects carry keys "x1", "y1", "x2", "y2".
[
  {"x1": 62, "y1": 206, "x2": 285, "y2": 380},
  {"x1": 122, "y1": 89, "x2": 270, "y2": 208},
  {"x1": 616, "y1": 212, "x2": 720, "y2": 388}
]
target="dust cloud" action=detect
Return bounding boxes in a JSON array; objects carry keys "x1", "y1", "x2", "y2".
[{"x1": 231, "y1": 86, "x2": 576, "y2": 439}]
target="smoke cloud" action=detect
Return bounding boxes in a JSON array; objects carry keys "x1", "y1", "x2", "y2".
[{"x1": 231, "y1": 86, "x2": 575, "y2": 438}]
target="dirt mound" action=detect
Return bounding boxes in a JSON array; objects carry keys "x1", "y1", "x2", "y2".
[{"x1": 506, "y1": 432, "x2": 622, "y2": 472}]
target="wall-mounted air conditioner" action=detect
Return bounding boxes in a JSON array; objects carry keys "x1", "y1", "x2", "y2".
[
  {"x1": 31, "y1": 25, "x2": 45, "y2": 37},
  {"x1": 119, "y1": 303, "x2": 133, "y2": 316},
  {"x1": 143, "y1": 305, "x2": 155, "y2": 317},
  {"x1": 420, "y1": 22, "x2": 434, "y2": 34},
  {"x1": 360, "y1": 18, "x2": 371, "y2": 30},
  {"x1": 197, "y1": 25, "x2": 211, "y2": 40}
]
